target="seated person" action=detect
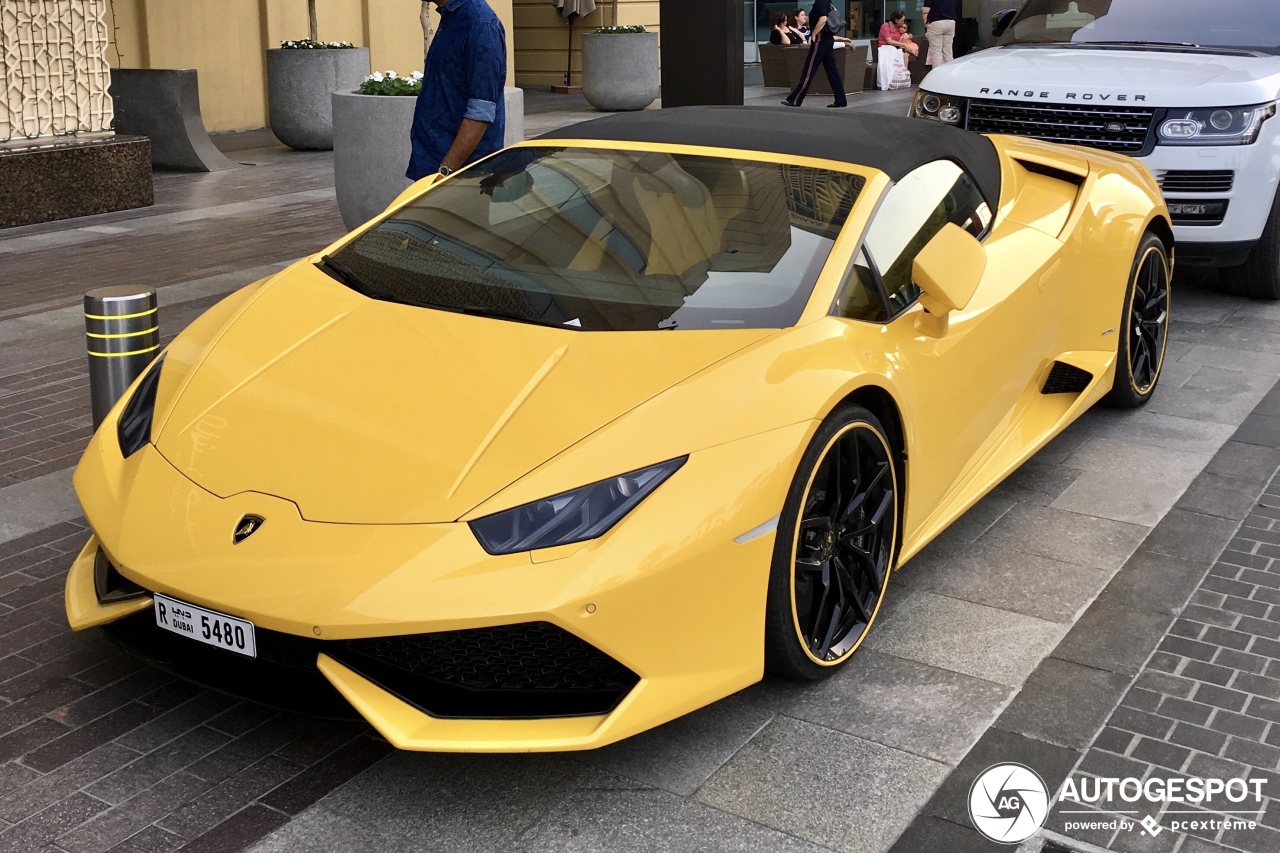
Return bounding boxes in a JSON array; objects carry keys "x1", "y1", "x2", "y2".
[
  {"x1": 899, "y1": 18, "x2": 920, "y2": 56},
  {"x1": 879, "y1": 10, "x2": 915, "y2": 53},
  {"x1": 787, "y1": 9, "x2": 811, "y2": 43},
  {"x1": 770, "y1": 12, "x2": 804, "y2": 45}
]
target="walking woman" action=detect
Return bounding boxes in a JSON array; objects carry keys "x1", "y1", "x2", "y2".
[{"x1": 782, "y1": 0, "x2": 847, "y2": 108}]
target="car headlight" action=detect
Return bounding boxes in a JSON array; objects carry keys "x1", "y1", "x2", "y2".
[
  {"x1": 469, "y1": 457, "x2": 687, "y2": 555},
  {"x1": 1158, "y1": 103, "x2": 1275, "y2": 146},
  {"x1": 116, "y1": 355, "x2": 166, "y2": 458},
  {"x1": 912, "y1": 90, "x2": 965, "y2": 126}
]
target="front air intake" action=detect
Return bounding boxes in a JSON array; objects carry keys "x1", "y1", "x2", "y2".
[
  {"x1": 93, "y1": 551, "x2": 146, "y2": 603},
  {"x1": 1042, "y1": 361, "x2": 1093, "y2": 395},
  {"x1": 331, "y1": 622, "x2": 640, "y2": 719}
]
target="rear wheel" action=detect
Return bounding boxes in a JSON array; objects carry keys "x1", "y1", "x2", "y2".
[
  {"x1": 765, "y1": 404, "x2": 899, "y2": 680},
  {"x1": 1103, "y1": 232, "x2": 1171, "y2": 409},
  {"x1": 1221, "y1": 189, "x2": 1280, "y2": 300}
]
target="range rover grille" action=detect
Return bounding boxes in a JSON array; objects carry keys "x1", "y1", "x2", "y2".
[
  {"x1": 1158, "y1": 170, "x2": 1235, "y2": 194},
  {"x1": 965, "y1": 99, "x2": 1157, "y2": 154}
]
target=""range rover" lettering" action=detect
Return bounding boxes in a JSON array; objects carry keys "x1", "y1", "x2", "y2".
[{"x1": 978, "y1": 88, "x2": 1147, "y2": 102}]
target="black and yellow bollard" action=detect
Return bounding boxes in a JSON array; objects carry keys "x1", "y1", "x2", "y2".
[{"x1": 84, "y1": 287, "x2": 160, "y2": 428}]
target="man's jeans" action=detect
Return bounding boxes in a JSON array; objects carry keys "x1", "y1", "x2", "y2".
[{"x1": 926, "y1": 19, "x2": 955, "y2": 65}]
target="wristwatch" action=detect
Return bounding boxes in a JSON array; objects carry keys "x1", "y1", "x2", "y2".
[{"x1": 438, "y1": 164, "x2": 454, "y2": 177}]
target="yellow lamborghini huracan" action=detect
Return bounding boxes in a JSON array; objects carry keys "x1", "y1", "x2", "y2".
[{"x1": 66, "y1": 108, "x2": 1171, "y2": 751}]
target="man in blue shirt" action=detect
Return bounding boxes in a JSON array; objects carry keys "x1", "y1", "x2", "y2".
[{"x1": 407, "y1": 0, "x2": 507, "y2": 181}]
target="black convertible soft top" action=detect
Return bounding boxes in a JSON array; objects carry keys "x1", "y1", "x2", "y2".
[{"x1": 537, "y1": 106, "x2": 1003, "y2": 208}]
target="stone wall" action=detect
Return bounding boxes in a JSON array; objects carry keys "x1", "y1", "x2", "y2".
[{"x1": 0, "y1": 0, "x2": 114, "y2": 146}]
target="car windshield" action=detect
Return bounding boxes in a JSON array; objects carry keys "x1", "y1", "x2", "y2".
[
  {"x1": 999, "y1": 0, "x2": 1280, "y2": 54},
  {"x1": 327, "y1": 146, "x2": 865, "y2": 332}
]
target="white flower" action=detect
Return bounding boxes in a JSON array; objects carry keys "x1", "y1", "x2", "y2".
[
  {"x1": 387, "y1": 70, "x2": 398, "y2": 79},
  {"x1": 371, "y1": 72, "x2": 384, "y2": 82},
  {"x1": 410, "y1": 70, "x2": 424, "y2": 81}
]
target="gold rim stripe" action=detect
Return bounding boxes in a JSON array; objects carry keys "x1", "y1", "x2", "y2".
[
  {"x1": 84, "y1": 307, "x2": 158, "y2": 321},
  {"x1": 86, "y1": 343, "x2": 161, "y2": 358},
  {"x1": 86, "y1": 325, "x2": 159, "y2": 340}
]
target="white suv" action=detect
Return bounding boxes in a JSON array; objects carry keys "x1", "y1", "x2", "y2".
[{"x1": 911, "y1": 0, "x2": 1280, "y2": 298}]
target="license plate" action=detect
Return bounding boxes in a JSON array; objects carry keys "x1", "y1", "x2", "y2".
[{"x1": 154, "y1": 594, "x2": 257, "y2": 658}]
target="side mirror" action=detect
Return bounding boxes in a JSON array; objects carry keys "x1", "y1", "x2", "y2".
[
  {"x1": 912, "y1": 223, "x2": 987, "y2": 337},
  {"x1": 992, "y1": 8, "x2": 1018, "y2": 38}
]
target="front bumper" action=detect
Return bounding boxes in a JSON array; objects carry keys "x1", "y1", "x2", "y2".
[
  {"x1": 1138, "y1": 144, "x2": 1277, "y2": 249},
  {"x1": 67, "y1": 422, "x2": 807, "y2": 751}
]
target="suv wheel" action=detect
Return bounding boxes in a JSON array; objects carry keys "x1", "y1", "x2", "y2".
[{"x1": 1222, "y1": 188, "x2": 1280, "y2": 300}]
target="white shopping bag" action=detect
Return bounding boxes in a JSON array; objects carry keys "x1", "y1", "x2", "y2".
[
  {"x1": 877, "y1": 45, "x2": 900, "y2": 90},
  {"x1": 890, "y1": 49, "x2": 912, "y2": 89}
]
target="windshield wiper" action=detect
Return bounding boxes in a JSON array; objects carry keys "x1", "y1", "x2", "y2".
[
  {"x1": 318, "y1": 254, "x2": 382, "y2": 299},
  {"x1": 460, "y1": 305, "x2": 552, "y2": 328}
]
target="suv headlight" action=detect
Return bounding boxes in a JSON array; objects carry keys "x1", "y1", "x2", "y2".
[
  {"x1": 1158, "y1": 103, "x2": 1275, "y2": 146},
  {"x1": 911, "y1": 90, "x2": 965, "y2": 126},
  {"x1": 117, "y1": 355, "x2": 165, "y2": 458},
  {"x1": 469, "y1": 457, "x2": 686, "y2": 555}
]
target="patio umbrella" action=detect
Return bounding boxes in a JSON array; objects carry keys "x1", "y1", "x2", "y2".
[{"x1": 553, "y1": 0, "x2": 597, "y2": 87}]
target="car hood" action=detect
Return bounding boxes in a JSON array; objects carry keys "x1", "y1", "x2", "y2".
[
  {"x1": 153, "y1": 265, "x2": 771, "y2": 524},
  {"x1": 923, "y1": 46, "x2": 1280, "y2": 107}
]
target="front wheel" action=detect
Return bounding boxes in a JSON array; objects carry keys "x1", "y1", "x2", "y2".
[
  {"x1": 1221, "y1": 189, "x2": 1280, "y2": 300},
  {"x1": 1103, "y1": 231, "x2": 1171, "y2": 409},
  {"x1": 764, "y1": 404, "x2": 899, "y2": 680}
]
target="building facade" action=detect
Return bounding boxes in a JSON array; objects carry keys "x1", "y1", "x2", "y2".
[
  {"x1": 1, "y1": 0, "x2": 114, "y2": 146},
  {"x1": 103, "y1": 0, "x2": 515, "y2": 133},
  {"x1": 512, "y1": 0, "x2": 657, "y2": 89}
]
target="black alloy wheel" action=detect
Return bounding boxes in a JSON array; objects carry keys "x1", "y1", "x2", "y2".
[
  {"x1": 765, "y1": 404, "x2": 899, "y2": 679},
  {"x1": 1104, "y1": 232, "x2": 1171, "y2": 409}
]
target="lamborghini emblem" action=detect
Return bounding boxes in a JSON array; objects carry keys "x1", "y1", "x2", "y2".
[{"x1": 233, "y1": 515, "x2": 265, "y2": 544}]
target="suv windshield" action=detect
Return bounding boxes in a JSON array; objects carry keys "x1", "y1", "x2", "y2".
[
  {"x1": 999, "y1": 0, "x2": 1280, "y2": 54},
  {"x1": 327, "y1": 146, "x2": 864, "y2": 332}
]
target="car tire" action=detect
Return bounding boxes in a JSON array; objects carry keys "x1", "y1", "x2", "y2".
[
  {"x1": 1103, "y1": 231, "x2": 1172, "y2": 409},
  {"x1": 764, "y1": 403, "x2": 899, "y2": 681},
  {"x1": 1221, "y1": 188, "x2": 1280, "y2": 300}
]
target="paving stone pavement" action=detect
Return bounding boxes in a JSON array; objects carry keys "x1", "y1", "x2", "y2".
[
  {"x1": 889, "y1": 383, "x2": 1280, "y2": 853},
  {"x1": 1036, "y1": 461, "x2": 1280, "y2": 852},
  {"x1": 2, "y1": 86, "x2": 1280, "y2": 852}
]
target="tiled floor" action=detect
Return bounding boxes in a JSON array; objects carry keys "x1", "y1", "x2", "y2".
[{"x1": 2, "y1": 85, "x2": 1279, "y2": 852}]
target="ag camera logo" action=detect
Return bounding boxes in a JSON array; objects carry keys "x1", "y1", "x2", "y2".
[{"x1": 969, "y1": 763, "x2": 1050, "y2": 844}]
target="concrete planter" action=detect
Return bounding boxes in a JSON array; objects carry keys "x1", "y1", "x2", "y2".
[
  {"x1": 332, "y1": 87, "x2": 527, "y2": 231},
  {"x1": 266, "y1": 48, "x2": 370, "y2": 150},
  {"x1": 582, "y1": 32, "x2": 659, "y2": 112}
]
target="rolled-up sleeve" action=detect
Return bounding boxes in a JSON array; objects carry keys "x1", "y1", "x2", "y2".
[
  {"x1": 464, "y1": 98, "x2": 497, "y2": 123},
  {"x1": 464, "y1": 20, "x2": 505, "y2": 123}
]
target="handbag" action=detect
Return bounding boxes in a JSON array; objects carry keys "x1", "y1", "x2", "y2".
[{"x1": 826, "y1": 6, "x2": 846, "y2": 35}]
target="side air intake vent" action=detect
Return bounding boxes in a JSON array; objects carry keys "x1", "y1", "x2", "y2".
[
  {"x1": 1042, "y1": 361, "x2": 1093, "y2": 395},
  {"x1": 1017, "y1": 160, "x2": 1085, "y2": 187}
]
